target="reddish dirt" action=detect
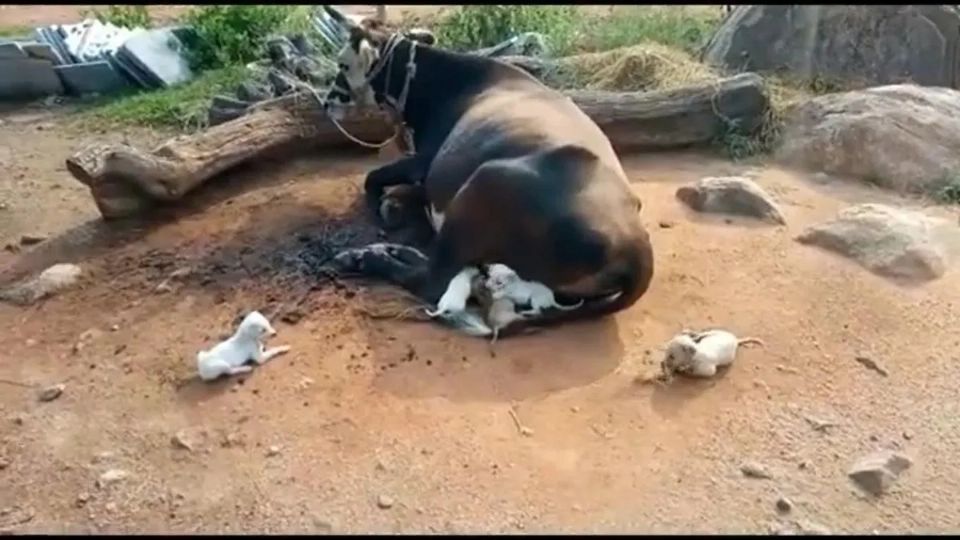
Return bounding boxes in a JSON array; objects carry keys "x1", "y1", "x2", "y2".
[
  {"x1": 1, "y1": 106, "x2": 959, "y2": 533},
  {"x1": 2, "y1": 5, "x2": 960, "y2": 535}
]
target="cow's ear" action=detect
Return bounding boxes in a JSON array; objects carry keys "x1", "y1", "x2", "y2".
[{"x1": 404, "y1": 28, "x2": 436, "y2": 46}]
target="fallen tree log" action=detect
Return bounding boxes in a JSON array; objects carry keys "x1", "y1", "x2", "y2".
[{"x1": 66, "y1": 72, "x2": 767, "y2": 219}]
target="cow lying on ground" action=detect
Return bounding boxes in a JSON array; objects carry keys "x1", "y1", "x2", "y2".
[{"x1": 320, "y1": 6, "x2": 655, "y2": 337}]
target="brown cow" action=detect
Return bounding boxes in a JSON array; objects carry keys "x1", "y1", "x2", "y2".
[{"x1": 321, "y1": 6, "x2": 654, "y2": 338}]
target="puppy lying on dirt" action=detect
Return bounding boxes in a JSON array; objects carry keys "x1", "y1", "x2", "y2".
[
  {"x1": 659, "y1": 328, "x2": 764, "y2": 381},
  {"x1": 197, "y1": 311, "x2": 290, "y2": 381}
]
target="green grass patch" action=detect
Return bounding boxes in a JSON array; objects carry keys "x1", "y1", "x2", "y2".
[
  {"x1": 573, "y1": 6, "x2": 722, "y2": 54},
  {"x1": 932, "y1": 171, "x2": 960, "y2": 204},
  {"x1": 0, "y1": 24, "x2": 33, "y2": 38},
  {"x1": 77, "y1": 66, "x2": 249, "y2": 131}
]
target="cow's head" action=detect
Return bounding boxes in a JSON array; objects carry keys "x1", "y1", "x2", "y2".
[{"x1": 321, "y1": 6, "x2": 436, "y2": 120}]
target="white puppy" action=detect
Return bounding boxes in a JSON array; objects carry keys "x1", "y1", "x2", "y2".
[
  {"x1": 485, "y1": 263, "x2": 584, "y2": 316},
  {"x1": 661, "y1": 328, "x2": 763, "y2": 379},
  {"x1": 425, "y1": 266, "x2": 481, "y2": 318},
  {"x1": 197, "y1": 311, "x2": 291, "y2": 382}
]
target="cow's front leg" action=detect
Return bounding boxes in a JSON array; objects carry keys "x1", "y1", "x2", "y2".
[{"x1": 365, "y1": 154, "x2": 427, "y2": 225}]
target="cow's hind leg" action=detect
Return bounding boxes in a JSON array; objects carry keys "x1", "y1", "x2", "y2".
[{"x1": 364, "y1": 155, "x2": 427, "y2": 225}]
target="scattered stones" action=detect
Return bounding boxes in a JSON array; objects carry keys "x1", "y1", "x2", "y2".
[
  {"x1": 0, "y1": 263, "x2": 82, "y2": 306},
  {"x1": 854, "y1": 355, "x2": 889, "y2": 377},
  {"x1": 775, "y1": 496, "x2": 793, "y2": 514},
  {"x1": 796, "y1": 204, "x2": 950, "y2": 283},
  {"x1": 97, "y1": 468, "x2": 129, "y2": 488},
  {"x1": 376, "y1": 494, "x2": 394, "y2": 509},
  {"x1": 848, "y1": 450, "x2": 912, "y2": 496},
  {"x1": 675, "y1": 176, "x2": 786, "y2": 225},
  {"x1": 37, "y1": 383, "x2": 65, "y2": 402},
  {"x1": 740, "y1": 461, "x2": 773, "y2": 479}
]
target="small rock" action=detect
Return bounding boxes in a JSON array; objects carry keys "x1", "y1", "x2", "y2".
[
  {"x1": 311, "y1": 516, "x2": 333, "y2": 532},
  {"x1": 854, "y1": 355, "x2": 889, "y2": 377},
  {"x1": 11, "y1": 415, "x2": 25, "y2": 426},
  {"x1": 796, "y1": 520, "x2": 832, "y2": 535},
  {"x1": 110, "y1": 324, "x2": 119, "y2": 332},
  {"x1": 37, "y1": 383, "x2": 65, "y2": 402},
  {"x1": 267, "y1": 445, "x2": 281, "y2": 457},
  {"x1": 658, "y1": 220, "x2": 675, "y2": 229},
  {"x1": 775, "y1": 496, "x2": 793, "y2": 513},
  {"x1": 171, "y1": 430, "x2": 194, "y2": 452},
  {"x1": 0, "y1": 263, "x2": 82, "y2": 306},
  {"x1": 281, "y1": 310, "x2": 304, "y2": 325},
  {"x1": 0, "y1": 457, "x2": 9, "y2": 470},
  {"x1": 104, "y1": 502, "x2": 117, "y2": 513},
  {"x1": 75, "y1": 493, "x2": 90, "y2": 507},
  {"x1": 902, "y1": 431, "x2": 913, "y2": 440},
  {"x1": 296, "y1": 377, "x2": 314, "y2": 390},
  {"x1": 25, "y1": 339, "x2": 36, "y2": 347},
  {"x1": 19, "y1": 234, "x2": 46, "y2": 246},
  {"x1": 740, "y1": 461, "x2": 773, "y2": 479},
  {"x1": 676, "y1": 176, "x2": 786, "y2": 225},
  {"x1": 848, "y1": 450, "x2": 912, "y2": 496},
  {"x1": 97, "y1": 469, "x2": 129, "y2": 488},
  {"x1": 376, "y1": 494, "x2": 394, "y2": 509}
]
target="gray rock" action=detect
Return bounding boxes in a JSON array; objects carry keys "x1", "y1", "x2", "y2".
[
  {"x1": 778, "y1": 85, "x2": 960, "y2": 194},
  {"x1": 236, "y1": 81, "x2": 272, "y2": 103},
  {"x1": 97, "y1": 469, "x2": 129, "y2": 488},
  {"x1": 848, "y1": 450, "x2": 912, "y2": 496},
  {"x1": 776, "y1": 496, "x2": 793, "y2": 514},
  {"x1": 702, "y1": 5, "x2": 960, "y2": 89},
  {"x1": 0, "y1": 263, "x2": 83, "y2": 306},
  {"x1": 676, "y1": 176, "x2": 786, "y2": 224},
  {"x1": 37, "y1": 383, "x2": 65, "y2": 402},
  {"x1": 740, "y1": 461, "x2": 773, "y2": 479},
  {"x1": 55, "y1": 61, "x2": 129, "y2": 96},
  {"x1": 796, "y1": 204, "x2": 949, "y2": 282},
  {"x1": 376, "y1": 494, "x2": 394, "y2": 509},
  {"x1": 0, "y1": 59, "x2": 64, "y2": 100}
]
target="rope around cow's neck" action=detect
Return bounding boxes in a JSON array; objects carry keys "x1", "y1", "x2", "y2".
[{"x1": 307, "y1": 34, "x2": 418, "y2": 151}]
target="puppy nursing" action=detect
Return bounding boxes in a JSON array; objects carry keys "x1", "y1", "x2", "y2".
[
  {"x1": 485, "y1": 263, "x2": 584, "y2": 316},
  {"x1": 661, "y1": 328, "x2": 764, "y2": 380},
  {"x1": 197, "y1": 311, "x2": 291, "y2": 382},
  {"x1": 425, "y1": 263, "x2": 583, "y2": 341}
]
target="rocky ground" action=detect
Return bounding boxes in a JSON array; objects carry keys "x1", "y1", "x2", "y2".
[{"x1": 2, "y1": 4, "x2": 960, "y2": 536}]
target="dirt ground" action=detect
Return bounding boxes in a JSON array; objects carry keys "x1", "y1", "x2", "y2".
[
  {"x1": 2, "y1": 102, "x2": 960, "y2": 534},
  {"x1": 2, "y1": 4, "x2": 960, "y2": 536}
]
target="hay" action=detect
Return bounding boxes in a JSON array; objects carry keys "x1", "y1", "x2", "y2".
[{"x1": 555, "y1": 43, "x2": 720, "y2": 92}]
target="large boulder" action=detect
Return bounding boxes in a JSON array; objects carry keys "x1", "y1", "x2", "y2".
[
  {"x1": 702, "y1": 5, "x2": 960, "y2": 88},
  {"x1": 776, "y1": 84, "x2": 960, "y2": 194}
]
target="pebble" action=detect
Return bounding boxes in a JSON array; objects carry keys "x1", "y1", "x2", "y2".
[
  {"x1": 775, "y1": 496, "x2": 793, "y2": 513},
  {"x1": 297, "y1": 377, "x2": 314, "y2": 390},
  {"x1": 0, "y1": 457, "x2": 9, "y2": 470},
  {"x1": 37, "y1": 383, "x2": 65, "y2": 402},
  {"x1": 171, "y1": 430, "x2": 194, "y2": 452},
  {"x1": 267, "y1": 445, "x2": 281, "y2": 457},
  {"x1": 376, "y1": 494, "x2": 394, "y2": 509},
  {"x1": 76, "y1": 493, "x2": 90, "y2": 507},
  {"x1": 97, "y1": 469, "x2": 129, "y2": 488},
  {"x1": 740, "y1": 461, "x2": 773, "y2": 479}
]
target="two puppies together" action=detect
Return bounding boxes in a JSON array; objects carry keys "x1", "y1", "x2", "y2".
[{"x1": 427, "y1": 263, "x2": 583, "y2": 342}]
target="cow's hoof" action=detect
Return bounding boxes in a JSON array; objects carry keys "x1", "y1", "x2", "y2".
[{"x1": 330, "y1": 249, "x2": 366, "y2": 273}]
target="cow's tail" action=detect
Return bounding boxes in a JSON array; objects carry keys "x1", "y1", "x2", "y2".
[{"x1": 507, "y1": 240, "x2": 654, "y2": 334}]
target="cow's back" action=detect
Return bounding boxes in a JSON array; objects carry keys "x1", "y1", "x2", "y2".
[{"x1": 424, "y1": 79, "x2": 626, "y2": 210}]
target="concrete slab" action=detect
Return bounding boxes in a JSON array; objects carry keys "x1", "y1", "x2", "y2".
[
  {"x1": 0, "y1": 59, "x2": 64, "y2": 100},
  {"x1": 118, "y1": 28, "x2": 192, "y2": 88},
  {"x1": 20, "y1": 41, "x2": 63, "y2": 64},
  {"x1": 55, "y1": 60, "x2": 129, "y2": 95},
  {"x1": 0, "y1": 42, "x2": 26, "y2": 59}
]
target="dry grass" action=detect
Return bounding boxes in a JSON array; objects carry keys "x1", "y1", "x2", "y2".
[{"x1": 554, "y1": 43, "x2": 720, "y2": 91}]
